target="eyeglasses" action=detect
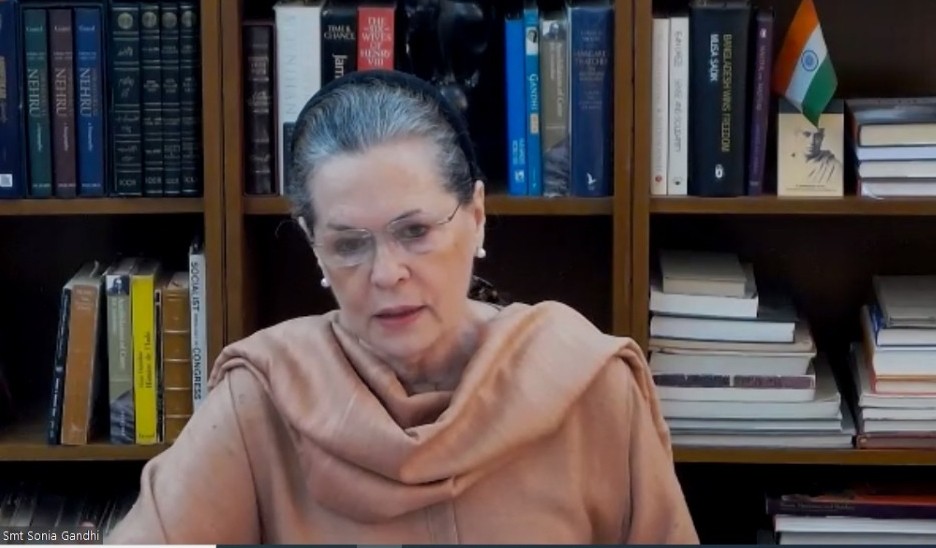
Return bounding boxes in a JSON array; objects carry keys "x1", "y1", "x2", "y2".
[{"x1": 310, "y1": 203, "x2": 462, "y2": 268}]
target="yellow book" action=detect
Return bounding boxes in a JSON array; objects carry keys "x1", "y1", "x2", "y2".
[{"x1": 131, "y1": 259, "x2": 161, "y2": 444}]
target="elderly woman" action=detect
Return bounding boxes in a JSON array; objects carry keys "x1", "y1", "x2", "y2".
[{"x1": 107, "y1": 70, "x2": 698, "y2": 545}]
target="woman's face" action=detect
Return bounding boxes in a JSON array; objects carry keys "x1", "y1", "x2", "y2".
[{"x1": 306, "y1": 136, "x2": 485, "y2": 364}]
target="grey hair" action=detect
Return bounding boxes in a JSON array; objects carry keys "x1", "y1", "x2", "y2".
[{"x1": 286, "y1": 79, "x2": 477, "y2": 228}]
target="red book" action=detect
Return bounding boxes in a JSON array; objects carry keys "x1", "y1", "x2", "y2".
[{"x1": 357, "y1": 3, "x2": 394, "y2": 70}]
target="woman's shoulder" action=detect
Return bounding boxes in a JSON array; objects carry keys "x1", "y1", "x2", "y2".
[{"x1": 485, "y1": 299, "x2": 626, "y2": 347}]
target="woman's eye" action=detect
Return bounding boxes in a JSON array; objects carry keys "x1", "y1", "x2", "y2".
[{"x1": 398, "y1": 223, "x2": 430, "y2": 239}]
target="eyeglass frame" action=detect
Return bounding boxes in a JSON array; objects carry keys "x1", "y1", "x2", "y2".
[{"x1": 303, "y1": 202, "x2": 463, "y2": 268}]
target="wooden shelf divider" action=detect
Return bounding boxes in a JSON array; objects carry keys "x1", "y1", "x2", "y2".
[
  {"x1": 243, "y1": 194, "x2": 614, "y2": 217},
  {"x1": 674, "y1": 447, "x2": 936, "y2": 466},
  {"x1": 0, "y1": 198, "x2": 204, "y2": 216},
  {"x1": 650, "y1": 196, "x2": 936, "y2": 216}
]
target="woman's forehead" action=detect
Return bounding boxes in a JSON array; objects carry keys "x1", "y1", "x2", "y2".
[{"x1": 309, "y1": 140, "x2": 451, "y2": 224}]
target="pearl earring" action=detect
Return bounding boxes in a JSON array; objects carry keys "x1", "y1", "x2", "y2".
[
  {"x1": 320, "y1": 277, "x2": 330, "y2": 288},
  {"x1": 475, "y1": 247, "x2": 487, "y2": 259}
]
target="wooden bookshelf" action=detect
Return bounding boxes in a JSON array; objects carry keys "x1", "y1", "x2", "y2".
[
  {"x1": 0, "y1": 0, "x2": 226, "y2": 477},
  {"x1": 220, "y1": 0, "x2": 633, "y2": 345},
  {"x1": 633, "y1": 0, "x2": 936, "y2": 542}
]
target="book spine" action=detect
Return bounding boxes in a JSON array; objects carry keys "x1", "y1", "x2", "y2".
[
  {"x1": 23, "y1": 9, "x2": 53, "y2": 197},
  {"x1": 131, "y1": 271, "x2": 158, "y2": 444},
  {"x1": 106, "y1": 272, "x2": 134, "y2": 444},
  {"x1": 140, "y1": 3, "x2": 163, "y2": 196},
  {"x1": 274, "y1": 3, "x2": 322, "y2": 195},
  {"x1": 161, "y1": 278, "x2": 193, "y2": 443},
  {"x1": 539, "y1": 12, "x2": 570, "y2": 197},
  {"x1": 688, "y1": 4, "x2": 751, "y2": 197},
  {"x1": 357, "y1": 4, "x2": 394, "y2": 71},
  {"x1": 160, "y1": 1, "x2": 181, "y2": 196},
  {"x1": 504, "y1": 14, "x2": 527, "y2": 196},
  {"x1": 49, "y1": 8, "x2": 77, "y2": 197},
  {"x1": 243, "y1": 24, "x2": 274, "y2": 195},
  {"x1": 568, "y1": 4, "x2": 613, "y2": 197},
  {"x1": 667, "y1": 15, "x2": 689, "y2": 196},
  {"x1": 110, "y1": 3, "x2": 143, "y2": 196},
  {"x1": 61, "y1": 280, "x2": 102, "y2": 446},
  {"x1": 653, "y1": 372, "x2": 815, "y2": 390},
  {"x1": 320, "y1": 2, "x2": 356, "y2": 85},
  {"x1": 74, "y1": 7, "x2": 105, "y2": 196},
  {"x1": 522, "y1": 5, "x2": 541, "y2": 196},
  {"x1": 47, "y1": 284, "x2": 71, "y2": 445},
  {"x1": 650, "y1": 16, "x2": 669, "y2": 196},
  {"x1": 179, "y1": 0, "x2": 200, "y2": 196},
  {"x1": 0, "y1": 0, "x2": 25, "y2": 197},
  {"x1": 188, "y1": 241, "x2": 206, "y2": 409},
  {"x1": 154, "y1": 284, "x2": 164, "y2": 442},
  {"x1": 746, "y1": 9, "x2": 774, "y2": 196}
]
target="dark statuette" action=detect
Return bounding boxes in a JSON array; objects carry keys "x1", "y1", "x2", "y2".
[{"x1": 402, "y1": 0, "x2": 496, "y2": 117}]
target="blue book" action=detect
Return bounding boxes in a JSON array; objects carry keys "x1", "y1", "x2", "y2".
[
  {"x1": 74, "y1": 6, "x2": 105, "y2": 196},
  {"x1": 568, "y1": 2, "x2": 613, "y2": 197},
  {"x1": 0, "y1": 0, "x2": 25, "y2": 198},
  {"x1": 523, "y1": 5, "x2": 542, "y2": 196},
  {"x1": 504, "y1": 14, "x2": 527, "y2": 196}
]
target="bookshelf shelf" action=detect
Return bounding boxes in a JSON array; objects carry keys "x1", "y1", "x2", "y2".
[
  {"x1": 243, "y1": 194, "x2": 614, "y2": 216},
  {"x1": 0, "y1": 197, "x2": 204, "y2": 217},
  {"x1": 0, "y1": 442, "x2": 168, "y2": 462},
  {"x1": 0, "y1": 417, "x2": 168, "y2": 462},
  {"x1": 242, "y1": 195, "x2": 291, "y2": 216},
  {"x1": 650, "y1": 196, "x2": 936, "y2": 216},
  {"x1": 674, "y1": 447, "x2": 936, "y2": 466}
]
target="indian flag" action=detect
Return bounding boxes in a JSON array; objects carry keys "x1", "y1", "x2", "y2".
[{"x1": 772, "y1": 0, "x2": 837, "y2": 126}]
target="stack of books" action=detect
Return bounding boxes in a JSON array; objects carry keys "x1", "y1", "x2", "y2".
[
  {"x1": 765, "y1": 486, "x2": 936, "y2": 544},
  {"x1": 849, "y1": 275, "x2": 936, "y2": 448},
  {"x1": 648, "y1": 250, "x2": 854, "y2": 448},
  {"x1": 848, "y1": 97, "x2": 936, "y2": 198}
]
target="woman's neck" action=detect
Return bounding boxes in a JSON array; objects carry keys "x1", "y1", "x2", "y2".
[{"x1": 388, "y1": 300, "x2": 498, "y2": 395}]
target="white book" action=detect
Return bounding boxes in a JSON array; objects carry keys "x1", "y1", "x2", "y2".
[
  {"x1": 861, "y1": 180, "x2": 936, "y2": 198},
  {"x1": 651, "y1": 320, "x2": 816, "y2": 354},
  {"x1": 661, "y1": 397, "x2": 841, "y2": 421},
  {"x1": 667, "y1": 417, "x2": 844, "y2": 432},
  {"x1": 659, "y1": 249, "x2": 749, "y2": 298},
  {"x1": 274, "y1": 0, "x2": 324, "y2": 195},
  {"x1": 649, "y1": 267, "x2": 757, "y2": 319},
  {"x1": 873, "y1": 275, "x2": 936, "y2": 328},
  {"x1": 649, "y1": 16, "x2": 669, "y2": 195},
  {"x1": 188, "y1": 237, "x2": 207, "y2": 409},
  {"x1": 666, "y1": 15, "x2": 688, "y2": 195},
  {"x1": 862, "y1": 406, "x2": 936, "y2": 419},
  {"x1": 650, "y1": 312, "x2": 796, "y2": 344},
  {"x1": 853, "y1": 350, "x2": 936, "y2": 408},
  {"x1": 670, "y1": 432, "x2": 854, "y2": 449},
  {"x1": 863, "y1": 418, "x2": 936, "y2": 433},
  {"x1": 774, "y1": 514, "x2": 936, "y2": 535},
  {"x1": 780, "y1": 531, "x2": 936, "y2": 545},
  {"x1": 649, "y1": 351, "x2": 812, "y2": 377},
  {"x1": 859, "y1": 306, "x2": 936, "y2": 378}
]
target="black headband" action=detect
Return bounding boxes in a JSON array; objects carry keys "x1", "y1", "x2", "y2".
[{"x1": 289, "y1": 69, "x2": 484, "y2": 185}]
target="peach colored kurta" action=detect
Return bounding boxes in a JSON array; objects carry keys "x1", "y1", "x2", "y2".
[{"x1": 106, "y1": 301, "x2": 698, "y2": 544}]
